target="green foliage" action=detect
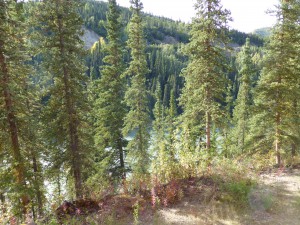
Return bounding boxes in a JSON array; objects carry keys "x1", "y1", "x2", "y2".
[
  {"x1": 228, "y1": 29, "x2": 264, "y2": 47},
  {"x1": 229, "y1": 38, "x2": 257, "y2": 154},
  {"x1": 208, "y1": 158, "x2": 255, "y2": 207},
  {"x1": 151, "y1": 82, "x2": 179, "y2": 182},
  {"x1": 249, "y1": 0, "x2": 300, "y2": 164},
  {"x1": 261, "y1": 192, "x2": 274, "y2": 211},
  {"x1": 123, "y1": 0, "x2": 151, "y2": 176},
  {"x1": 93, "y1": 0, "x2": 127, "y2": 181},
  {"x1": 86, "y1": 37, "x2": 106, "y2": 80},
  {"x1": 133, "y1": 201, "x2": 140, "y2": 225},
  {"x1": 81, "y1": 1, "x2": 264, "y2": 118},
  {"x1": 179, "y1": 0, "x2": 231, "y2": 153},
  {"x1": 79, "y1": 0, "x2": 189, "y2": 44},
  {"x1": 31, "y1": 0, "x2": 93, "y2": 198},
  {"x1": 0, "y1": 0, "x2": 41, "y2": 216},
  {"x1": 3, "y1": 0, "x2": 300, "y2": 220},
  {"x1": 221, "y1": 180, "x2": 252, "y2": 206},
  {"x1": 253, "y1": 27, "x2": 272, "y2": 38}
]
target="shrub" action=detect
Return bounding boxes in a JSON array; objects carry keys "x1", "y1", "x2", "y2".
[{"x1": 222, "y1": 180, "x2": 252, "y2": 206}]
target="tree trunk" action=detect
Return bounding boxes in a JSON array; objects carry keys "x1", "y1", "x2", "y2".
[
  {"x1": 64, "y1": 76, "x2": 82, "y2": 199},
  {"x1": 0, "y1": 53, "x2": 29, "y2": 214},
  {"x1": 205, "y1": 1, "x2": 212, "y2": 151},
  {"x1": 32, "y1": 155, "x2": 44, "y2": 216},
  {"x1": 118, "y1": 136, "x2": 126, "y2": 179},
  {"x1": 206, "y1": 111, "x2": 211, "y2": 150},
  {"x1": 0, "y1": 193, "x2": 4, "y2": 204},
  {"x1": 241, "y1": 116, "x2": 245, "y2": 153},
  {"x1": 0, "y1": 193, "x2": 6, "y2": 214},
  {"x1": 275, "y1": 112, "x2": 281, "y2": 166},
  {"x1": 57, "y1": 172, "x2": 61, "y2": 199}
]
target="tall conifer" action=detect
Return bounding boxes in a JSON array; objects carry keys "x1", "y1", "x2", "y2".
[
  {"x1": 0, "y1": 0, "x2": 31, "y2": 215},
  {"x1": 179, "y1": 0, "x2": 231, "y2": 152},
  {"x1": 251, "y1": 0, "x2": 300, "y2": 165},
  {"x1": 94, "y1": 0, "x2": 126, "y2": 179},
  {"x1": 232, "y1": 38, "x2": 256, "y2": 153},
  {"x1": 33, "y1": 0, "x2": 91, "y2": 198},
  {"x1": 123, "y1": 0, "x2": 150, "y2": 175}
]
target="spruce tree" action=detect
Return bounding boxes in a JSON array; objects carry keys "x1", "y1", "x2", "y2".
[
  {"x1": 32, "y1": 0, "x2": 91, "y2": 198},
  {"x1": 0, "y1": 0, "x2": 31, "y2": 215},
  {"x1": 179, "y1": 0, "x2": 231, "y2": 152},
  {"x1": 123, "y1": 0, "x2": 150, "y2": 175},
  {"x1": 88, "y1": 37, "x2": 106, "y2": 80},
  {"x1": 168, "y1": 87, "x2": 177, "y2": 157},
  {"x1": 232, "y1": 38, "x2": 256, "y2": 153},
  {"x1": 152, "y1": 83, "x2": 167, "y2": 179},
  {"x1": 251, "y1": 0, "x2": 300, "y2": 165},
  {"x1": 152, "y1": 81, "x2": 179, "y2": 181},
  {"x1": 22, "y1": 74, "x2": 46, "y2": 217},
  {"x1": 94, "y1": 0, "x2": 127, "y2": 179}
]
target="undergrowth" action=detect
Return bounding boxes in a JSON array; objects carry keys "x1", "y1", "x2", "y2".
[
  {"x1": 2, "y1": 157, "x2": 257, "y2": 224},
  {"x1": 209, "y1": 158, "x2": 256, "y2": 208}
]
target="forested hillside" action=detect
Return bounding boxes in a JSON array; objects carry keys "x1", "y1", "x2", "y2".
[
  {"x1": 0, "y1": 0, "x2": 299, "y2": 224},
  {"x1": 81, "y1": 0, "x2": 265, "y2": 115}
]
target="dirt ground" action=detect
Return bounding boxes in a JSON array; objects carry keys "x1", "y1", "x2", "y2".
[{"x1": 144, "y1": 169, "x2": 300, "y2": 225}]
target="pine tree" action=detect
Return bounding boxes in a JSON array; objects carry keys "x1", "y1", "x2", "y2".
[
  {"x1": 151, "y1": 82, "x2": 167, "y2": 180},
  {"x1": 23, "y1": 77, "x2": 46, "y2": 217},
  {"x1": 32, "y1": 0, "x2": 91, "y2": 198},
  {"x1": 179, "y1": 0, "x2": 231, "y2": 152},
  {"x1": 88, "y1": 37, "x2": 106, "y2": 80},
  {"x1": 251, "y1": 0, "x2": 300, "y2": 165},
  {"x1": 232, "y1": 38, "x2": 256, "y2": 153},
  {"x1": 0, "y1": 0, "x2": 31, "y2": 215},
  {"x1": 153, "y1": 83, "x2": 164, "y2": 147},
  {"x1": 166, "y1": 86, "x2": 178, "y2": 162},
  {"x1": 152, "y1": 82, "x2": 178, "y2": 181},
  {"x1": 94, "y1": 0, "x2": 127, "y2": 179},
  {"x1": 123, "y1": 0, "x2": 150, "y2": 175}
]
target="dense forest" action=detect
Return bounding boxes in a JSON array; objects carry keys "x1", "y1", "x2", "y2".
[{"x1": 0, "y1": 0, "x2": 299, "y2": 224}]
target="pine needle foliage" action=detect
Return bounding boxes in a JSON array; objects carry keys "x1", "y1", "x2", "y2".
[
  {"x1": 0, "y1": 0, "x2": 32, "y2": 215},
  {"x1": 179, "y1": 0, "x2": 231, "y2": 154},
  {"x1": 123, "y1": 0, "x2": 151, "y2": 176},
  {"x1": 250, "y1": 0, "x2": 300, "y2": 165},
  {"x1": 32, "y1": 0, "x2": 92, "y2": 198},
  {"x1": 231, "y1": 38, "x2": 256, "y2": 154},
  {"x1": 93, "y1": 0, "x2": 127, "y2": 180}
]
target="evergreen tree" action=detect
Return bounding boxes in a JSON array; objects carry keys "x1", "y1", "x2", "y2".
[
  {"x1": 251, "y1": 0, "x2": 300, "y2": 165},
  {"x1": 0, "y1": 0, "x2": 31, "y2": 215},
  {"x1": 232, "y1": 38, "x2": 256, "y2": 153},
  {"x1": 87, "y1": 37, "x2": 106, "y2": 80},
  {"x1": 23, "y1": 77, "x2": 46, "y2": 217},
  {"x1": 123, "y1": 0, "x2": 150, "y2": 175},
  {"x1": 152, "y1": 82, "x2": 178, "y2": 181},
  {"x1": 179, "y1": 0, "x2": 231, "y2": 152},
  {"x1": 152, "y1": 83, "x2": 165, "y2": 148},
  {"x1": 166, "y1": 86, "x2": 178, "y2": 162},
  {"x1": 32, "y1": 0, "x2": 91, "y2": 198},
  {"x1": 151, "y1": 82, "x2": 167, "y2": 180},
  {"x1": 94, "y1": 0, "x2": 127, "y2": 179}
]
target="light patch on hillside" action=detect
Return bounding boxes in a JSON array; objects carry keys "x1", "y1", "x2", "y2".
[{"x1": 81, "y1": 27, "x2": 101, "y2": 50}]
